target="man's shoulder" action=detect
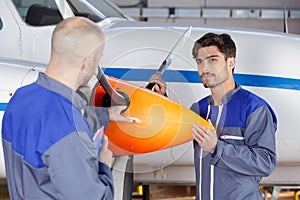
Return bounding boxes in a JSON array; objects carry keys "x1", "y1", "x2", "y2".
[
  {"x1": 235, "y1": 88, "x2": 269, "y2": 106},
  {"x1": 7, "y1": 81, "x2": 74, "y2": 121},
  {"x1": 12, "y1": 81, "x2": 54, "y2": 100},
  {"x1": 190, "y1": 96, "x2": 210, "y2": 115},
  {"x1": 234, "y1": 88, "x2": 276, "y2": 120},
  {"x1": 197, "y1": 96, "x2": 210, "y2": 106}
]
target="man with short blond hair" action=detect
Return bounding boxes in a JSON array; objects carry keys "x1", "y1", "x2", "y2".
[{"x1": 2, "y1": 17, "x2": 131, "y2": 199}]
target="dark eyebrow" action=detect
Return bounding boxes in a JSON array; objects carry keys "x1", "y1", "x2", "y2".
[
  {"x1": 196, "y1": 55, "x2": 220, "y2": 61},
  {"x1": 204, "y1": 55, "x2": 220, "y2": 60}
]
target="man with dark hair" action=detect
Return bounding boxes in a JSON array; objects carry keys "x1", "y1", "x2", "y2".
[{"x1": 191, "y1": 32, "x2": 277, "y2": 199}]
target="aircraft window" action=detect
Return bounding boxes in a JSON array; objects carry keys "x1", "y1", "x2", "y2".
[
  {"x1": 12, "y1": 0, "x2": 127, "y2": 25},
  {"x1": 0, "y1": 18, "x2": 3, "y2": 30},
  {"x1": 12, "y1": 0, "x2": 62, "y2": 26},
  {"x1": 84, "y1": 0, "x2": 126, "y2": 19},
  {"x1": 25, "y1": 4, "x2": 63, "y2": 26},
  {"x1": 67, "y1": 0, "x2": 127, "y2": 22}
]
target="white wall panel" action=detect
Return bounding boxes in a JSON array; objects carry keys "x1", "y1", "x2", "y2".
[
  {"x1": 204, "y1": 0, "x2": 300, "y2": 8},
  {"x1": 148, "y1": 0, "x2": 204, "y2": 7}
]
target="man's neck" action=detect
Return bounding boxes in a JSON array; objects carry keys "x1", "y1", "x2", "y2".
[
  {"x1": 210, "y1": 81, "x2": 235, "y2": 105},
  {"x1": 45, "y1": 66, "x2": 79, "y2": 91}
]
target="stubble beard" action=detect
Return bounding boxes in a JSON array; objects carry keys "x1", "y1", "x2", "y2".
[{"x1": 201, "y1": 70, "x2": 229, "y2": 89}]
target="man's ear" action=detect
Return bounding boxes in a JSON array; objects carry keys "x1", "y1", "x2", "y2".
[
  {"x1": 80, "y1": 56, "x2": 92, "y2": 71},
  {"x1": 227, "y1": 57, "x2": 236, "y2": 70}
]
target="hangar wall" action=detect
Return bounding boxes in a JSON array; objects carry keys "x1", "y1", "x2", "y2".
[{"x1": 111, "y1": 0, "x2": 300, "y2": 35}]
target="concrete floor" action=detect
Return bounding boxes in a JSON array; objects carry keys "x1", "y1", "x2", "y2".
[
  {"x1": 133, "y1": 185, "x2": 297, "y2": 200},
  {"x1": 0, "y1": 179, "x2": 298, "y2": 200}
]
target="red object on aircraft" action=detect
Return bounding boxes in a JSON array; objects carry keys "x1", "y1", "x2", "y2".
[{"x1": 93, "y1": 77, "x2": 212, "y2": 155}]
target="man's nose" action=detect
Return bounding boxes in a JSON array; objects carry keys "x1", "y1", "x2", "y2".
[{"x1": 202, "y1": 62, "x2": 209, "y2": 73}]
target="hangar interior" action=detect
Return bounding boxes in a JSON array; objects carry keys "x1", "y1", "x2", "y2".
[
  {"x1": 111, "y1": 0, "x2": 300, "y2": 34},
  {"x1": 111, "y1": 1, "x2": 300, "y2": 199},
  {"x1": 1, "y1": 0, "x2": 300, "y2": 200}
]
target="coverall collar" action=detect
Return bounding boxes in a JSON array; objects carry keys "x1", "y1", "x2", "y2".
[
  {"x1": 36, "y1": 72, "x2": 86, "y2": 109},
  {"x1": 208, "y1": 83, "x2": 241, "y2": 105}
]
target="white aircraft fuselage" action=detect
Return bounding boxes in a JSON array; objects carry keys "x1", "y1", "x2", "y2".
[{"x1": 1, "y1": 0, "x2": 300, "y2": 188}]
